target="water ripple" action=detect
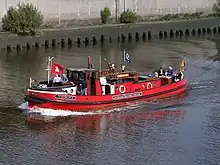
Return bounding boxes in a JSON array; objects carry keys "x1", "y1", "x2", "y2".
[{"x1": 1, "y1": 37, "x2": 220, "y2": 165}]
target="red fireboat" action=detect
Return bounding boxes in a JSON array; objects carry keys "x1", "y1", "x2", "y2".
[{"x1": 24, "y1": 54, "x2": 187, "y2": 112}]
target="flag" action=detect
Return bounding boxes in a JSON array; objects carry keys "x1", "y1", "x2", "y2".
[
  {"x1": 180, "y1": 58, "x2": 185, "y2": 72},
  {"x1": 123, "y1": 50, "x2": 131, "y2": 63},
  {"x1": 50, "y1": 63, "x2": 64, "y2": 75}
]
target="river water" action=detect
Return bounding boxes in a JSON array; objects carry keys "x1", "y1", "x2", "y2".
[{"x1": 0, "y1": 36, "x2": 220, "y2": 165}]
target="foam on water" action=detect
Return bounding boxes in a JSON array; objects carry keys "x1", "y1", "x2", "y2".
[
  {"x1": 18, "y1": 102, "x2": 29, "y2": 110},
  {"x1": 30, "y1": 107, "x2": 97, "y2": 116},
  {"x1": 17, "y1": 100, "x2": 154, "y2": 117},
  {"x1": 18, "y1": 102, "x2": 101, "y2": 116},
  {"x1": 17, "y1": 101, "x2": 134, "y2": 117}
]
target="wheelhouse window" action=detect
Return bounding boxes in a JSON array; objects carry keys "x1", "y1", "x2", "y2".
[
  {"x1": 78, "y1": 72, "x2": 85, "y2": 80},
  {"x1": 67, "y1": 71, "x2": 86, "y2": 81}
]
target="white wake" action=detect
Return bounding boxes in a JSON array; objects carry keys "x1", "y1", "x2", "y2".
[{"x1": 17, "y1": 101, "x2": 148, "y2": 117}]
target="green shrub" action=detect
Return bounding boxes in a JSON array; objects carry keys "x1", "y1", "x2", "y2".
[
  {"x1": 156, "y1": 12, "x2": 204, "y2": 22},
  {"x1": 2, "y1": 2, "x2": 44, "y2": 36},
  {"x1": 100, "y1": 7, "x2": 111, "y2": 24},
  {"x1": 207, "y1": 13, "x2": 219, "y2": 17},
  {"x1": 213, "y1": 0, "x2": 220, "y2": 16},
  {"x1": 120, "y1": 9, "x2": 137, "y2": 23}
]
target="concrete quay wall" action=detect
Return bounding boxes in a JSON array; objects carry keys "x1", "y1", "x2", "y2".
[
  {"x1": 0, "y1": 0, "x2": 216, "y2": 20},
  {"x1": 1, "y1": 18, "x2": 220, "y2": 52}
]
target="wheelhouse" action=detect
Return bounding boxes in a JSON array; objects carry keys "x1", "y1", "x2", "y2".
[{"x1": 65, "y1": 68, "x2": 99, "y2": 95}]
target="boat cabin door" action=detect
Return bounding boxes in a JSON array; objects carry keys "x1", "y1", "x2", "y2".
[
  {"x1": 85, "y1": 70, "x2": 97, "y2": 95},
  {"x1": 101, "y1": 84, "x2": 115, "y2": 95},
  {"x1": 100, "y1": 76, "x2": 115, "y2": 95},
  {"x1": 90, "y1": 71, "x2": 96, "y2": 95}
]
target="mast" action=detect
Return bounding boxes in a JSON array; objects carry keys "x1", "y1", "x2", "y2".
[
  {"x1": 122, "y1": 50, "x2": 126, "y2": 72},
  {"x1": 29, "y1": 77, "x2": 32, "y2": 88},
  {"x1": 47, "y1": 56, "x2": 54, "y2": 84},
  {"x1": 99, "y1": 55, "x2": 102, "y2": 72},
  {"x1": 123, "y1": 50, "x2": 125, "y2": 66},
  {"x1": 47, "y1": 56, "x2": 50, "y2": 84},
  {"x1": 88, "y1": 56, "x2": 91, "y2": 69},
  {"x1": 87, "y1": 56, "x2": 92, "y2": 96}
]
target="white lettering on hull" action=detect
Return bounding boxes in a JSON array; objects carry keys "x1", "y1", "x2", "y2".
[
  {"x1": 55, "y1": 95, "x2": 76, "y2": 100},
  {"x1": 112, "y1": 92, "x2": 142, "y2": 100}
]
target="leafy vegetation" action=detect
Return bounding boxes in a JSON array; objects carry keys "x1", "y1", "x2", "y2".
[
  {"x1": 213, "y1": 0, "x2": 220, "y2": 16},
  {"x1": 120, "y1": 9, "x2": 137, "y2": 23},
  {"x1": 151, "y1": 12, "x2": 204, "y2": 22},
  {"x1": 100, "y1": 7, "x2": 111, "y2": 24},
  {"x1": 2, "y1": 2, "x2": 43, "y2": 35}
]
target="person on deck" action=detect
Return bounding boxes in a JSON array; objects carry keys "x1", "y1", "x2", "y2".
[
  {"x1": 80, "y1": 81, "x2": 87, "y2": 95},
  {"x1": 90, "y1": 64, "x2": 94, "y2": 68},
  {"x1": 154, "y1": 72, "x2": 158, "y2": 78},
  {"x1": 111, "y1": 64, "x2": 115, "y2": 72},
  {"x1": 53, "y1": 74, "x2": 62, "y2": 86},
  {"x1": 61, "y1": 74, "x2": 68, "y2": 83},
  {"x1": 121, "y1": 65, "x2": 125, "y2": 72},
  {"x1": 166, "y1": 66, "x2": 174, "y2": 77},
  {"x1": 105, "y1": 59, "x2": 115, "y2": 72},
  {"x1": 158, "y1": 67, "x2": 165, "y2": 77}
]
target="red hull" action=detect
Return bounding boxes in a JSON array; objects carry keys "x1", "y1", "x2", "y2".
[{"x1": 26, "y1": 79, "x2": 187, "y2": 112}]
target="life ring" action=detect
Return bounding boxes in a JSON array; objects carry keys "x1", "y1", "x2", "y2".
[
  {"x1": 119, "y1": 85, "x2": 126, "y2": 93},
  {"x1": 67, "y1": 88, "x2": 75, "y2": 95},
  {"x1": 147, "y1": 82, "x2": 153, "y2": 89}
]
